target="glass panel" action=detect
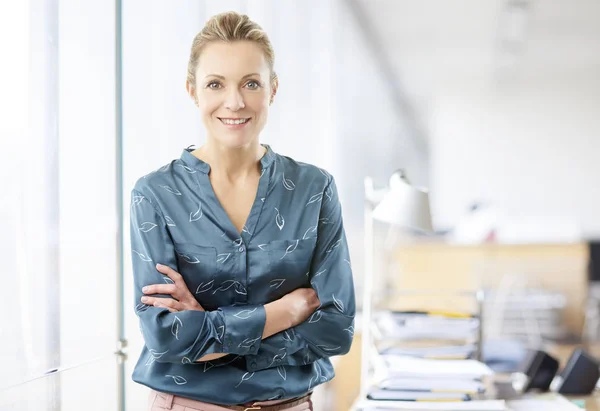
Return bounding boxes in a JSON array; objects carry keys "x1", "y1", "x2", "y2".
[{"x1": 0, "y1": 356, "x2": 118, "y2": 411}]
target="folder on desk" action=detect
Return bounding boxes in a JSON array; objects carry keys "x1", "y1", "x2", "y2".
[
  {"x1": 379, "y1": 377, "x2": 485, "y2": 394},
  {"x1": 368, "y1": 389, "x2": 471, "y2": 402}
]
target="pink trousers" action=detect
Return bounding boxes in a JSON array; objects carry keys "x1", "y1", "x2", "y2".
[{"x1": 148, "y1": 390, "x2": 314, "y2": 411}]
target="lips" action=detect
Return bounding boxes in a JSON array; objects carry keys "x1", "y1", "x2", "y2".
[{"x1": 218, "y1": 117, "x2": 251, "y2": 125}]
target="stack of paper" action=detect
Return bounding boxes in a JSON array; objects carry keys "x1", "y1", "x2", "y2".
[
  {"x1": 355, "y1": 399, "x2": 506, "y2": 410},
  {"x1": 365, "y1": 355, "x2": 495, "y2": 404},
  {"x1": 382, "y1": 356, "x2": 494, "y2": 380}
]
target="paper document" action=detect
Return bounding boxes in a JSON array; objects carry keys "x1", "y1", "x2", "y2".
[
  {"x1": 383, "y1": 356, "x2": 494, "y2": 380},
  {"x1": 355, "y1": 399, "x2": 506, "y2": 410}
]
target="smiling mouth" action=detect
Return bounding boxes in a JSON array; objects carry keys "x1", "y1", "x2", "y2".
[{"x1": 218, "y1": 117, "x2": 251, "y2": 125}]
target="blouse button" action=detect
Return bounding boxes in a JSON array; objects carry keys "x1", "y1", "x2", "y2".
[{"x1": 239, "y1": 246, "x2": 245, "y2": 252}]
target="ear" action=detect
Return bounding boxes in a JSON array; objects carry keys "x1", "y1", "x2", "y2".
[
  {"x1": 270, "y1": 75, "x2": 279, "y2": 105},
  {"x1": 186, "y1": 80, "x2": 197, "y2": 105}
]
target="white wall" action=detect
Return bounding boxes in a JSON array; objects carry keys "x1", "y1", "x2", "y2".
[{"x1": 430, "y1": 79, "x2": 600, "y2": 239}]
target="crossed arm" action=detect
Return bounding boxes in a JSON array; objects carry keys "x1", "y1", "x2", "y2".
[{"x1": 140, "y1": 263, "x2": 319, "y2": 362}]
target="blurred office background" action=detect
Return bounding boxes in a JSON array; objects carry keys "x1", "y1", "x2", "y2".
[{"x1": 1, "y1": 0, "x2": 598, "y2": 410}]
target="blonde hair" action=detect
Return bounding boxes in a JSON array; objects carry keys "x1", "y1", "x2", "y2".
[{"x1": 186, "y1": 11, "x2": 277, "y2": 89}]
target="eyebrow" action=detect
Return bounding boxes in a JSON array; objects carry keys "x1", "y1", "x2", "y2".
[{"x1": 204, "y1": 73, "x2": 261, "y2": 80}]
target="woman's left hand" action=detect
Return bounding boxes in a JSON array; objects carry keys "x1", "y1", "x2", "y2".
[{"x1": 141, "y1": 264, "x2": 204, "y2": 313}]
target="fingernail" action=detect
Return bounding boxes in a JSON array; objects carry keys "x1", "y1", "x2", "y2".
[
  {"x1": 142, "y1": 286, "x2": 149, "y2": 293},
  {"x1": 156, "y1": 263, "x2": 163, "y2": 269},
  {"x1": 141, "y1": 296, "x2": 148, "y2": 302}
]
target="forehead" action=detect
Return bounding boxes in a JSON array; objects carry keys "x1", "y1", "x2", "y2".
[{"x1": 197, "y1": 41, "x2": 269, "y2": 78}]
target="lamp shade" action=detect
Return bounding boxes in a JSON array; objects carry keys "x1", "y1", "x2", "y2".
[{"x1": 372, "y1": 171, "x2": 433, "y2": 233}]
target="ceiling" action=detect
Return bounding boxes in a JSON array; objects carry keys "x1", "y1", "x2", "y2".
[{"x1": 353, "y1": 0, "x2": 600, "y2": 94}]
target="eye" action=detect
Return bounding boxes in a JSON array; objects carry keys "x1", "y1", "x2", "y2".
[
  {"x1": 245, "y1": 80, "x2": 261, "y2": 90},
  {"x1": 206, "y1": 81, "x2": 222, "y2": 90}
]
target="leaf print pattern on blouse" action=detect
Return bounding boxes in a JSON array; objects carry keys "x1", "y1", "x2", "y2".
[
  {"x1": 282, "y1": 173, "x2": 295, "y2": 190},
  {"x1": 277, "y1": 365, "x2": 287, "y2": 380},
  {"x1": 146, "y1": 349, "x2": 169, "y2": 366},
  {"x1": 344, "y1": 325, "x2": 355, "y2": 337},
  {"x1": 308, "y1": 311, "x2": 322, "y2": 323},
  {"x1": 176, "y1": 164, "x2": 196, "y2": 173},
  {"x1": 325, "y1": 185, "x2": 333, "y2": 202},
  {"x1": 195, "y1": 280, "x2": 214, "y2": 294},
  {"x1": 165, "y1": 216, "x2": 176, "y2": 227},
  {"x1": 234, "y1": 308, "x2": 257, "y2": 320},
  {"x1": 166, "y1": 375, "x2": 187, "y2": 385},
  {"x1": 132, "y1": 250, "x2": 152, "y2": 262},
  {"x1": 238, "y1": 337, "x2": 260, "y2": 348},
  {"x1": 217, "y1": 253, "x2": 231, "y2": 263},
  {"x1": 282, "y1": 330, "x2": 294, "y2": 342},
  {"x1": 182, "y1": 357, "x2": 192, "y2": 364},
  {"x1": 163, "y1": 277, "x2": 175, "y2": 285},
  {"x1": 139, "y1": 222, "x2": 157, "y2": 232},
  {"x1": 326, "y1": 238, "x2": 342, "y2": 254},
  {"x1": 308, "y1": 362, "x2": 322, "y2": 391},
  {"x1": 213, "y1": 280, "x2": 239, "y2": 294},
  {"x1": 333, "y1": 294, "x2": 345, "y2": 313},
  {"x1": 274, "y1": 207, "x2": 285, "y2": 230},
  {"x1": 234, "y1": 282, "x2": 247, "y2": 295},
  {"x1": 270, "y1": 279, "x2": 285, "y2": 289},
  {"x1": 176, "y1": 252, "x2": 200, "y2": 264},
  {"x1": 171, "y1": 316, "x2": 182, "y2": 340},
  {"x1": 314, "y1": 269, "x2": 327, "y2": 277},
  {"x1": 268, "y1": 350, "x2": 288, "y2": 368},
  {"x1": 302, "y1": 225, "x2": 318, "y2": 240},
  {"x1": 189, "y1": 203, "x2": 202, "y2": 222},
  {"x1": 132, "y1": 195, "x2": 145, "y2": 206},
  {"x1": 306, "y1": 193, "x2": 323, "y2": 206},
  {"x1": 160, "y1": 185, "x2": 182, "y2": 195},
  {"x1": 280, "y1": 240, "x2": 299, "y2": 259},
  {"x1": 235, "y1": 372, "x2": 255, "y2": 388},
  {"x1": 135, "y1": 303, "x2": 149, "y2": 314}
]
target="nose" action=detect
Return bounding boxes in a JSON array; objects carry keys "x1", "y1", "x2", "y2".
[{"x1": 224, "y1": 88, "x2": 245, "y2": 111}]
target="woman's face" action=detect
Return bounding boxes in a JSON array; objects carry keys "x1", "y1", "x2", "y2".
[{"x1": 189, "y1": 41, "x2": 275, "y2": 149}]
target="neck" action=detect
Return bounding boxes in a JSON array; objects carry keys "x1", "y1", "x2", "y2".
[{"x1": 193, "y1": 140, "x2": 266, "y2": 181}]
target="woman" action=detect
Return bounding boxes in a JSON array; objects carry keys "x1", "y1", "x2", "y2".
[{"x1": 130, "y1": 11, "x2": 355, "y2": 411}]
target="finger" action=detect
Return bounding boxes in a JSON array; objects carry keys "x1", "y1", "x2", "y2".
[
  {"x1": 142, "y1": 284, "x2": 177, "y2": 296},
  {"x1": 141, "y1": 296, "x2": 177, "y2": 307},
  {"x1": 156, "y1": 263, "x2": 182, "y2": 281}
]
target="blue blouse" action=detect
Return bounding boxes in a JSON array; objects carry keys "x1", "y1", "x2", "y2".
[{"x1": 129, "y1": 145, "x2": 356, "y2": 405}]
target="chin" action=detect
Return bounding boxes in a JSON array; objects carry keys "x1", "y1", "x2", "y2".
[{"x1": 218, "y1": 133, "x2": 258, "y2": 149}]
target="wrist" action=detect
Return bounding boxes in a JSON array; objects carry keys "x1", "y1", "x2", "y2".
[{"x1": 264, "y1": 299, "x2": 292, "y2": 338}]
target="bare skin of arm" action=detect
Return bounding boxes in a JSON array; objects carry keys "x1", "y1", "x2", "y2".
[{"x1": 140, "y1": 264, "x2": 320, "y2": 362}]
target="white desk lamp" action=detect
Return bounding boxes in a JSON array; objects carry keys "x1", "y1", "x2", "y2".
[{"x1": 360, "y1": 169, "x2": 433, "y2": 398}]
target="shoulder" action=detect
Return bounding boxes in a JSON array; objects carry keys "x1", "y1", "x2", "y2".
[
  {"x1": 274, "y1": 153, "x2": 334, "y2": 192},
  {"x1": 131, "y1": 159, "x2": 184, "y2": 202}
]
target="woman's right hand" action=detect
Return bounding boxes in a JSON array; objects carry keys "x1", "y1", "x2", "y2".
[{"x1": 279, "y1": 287, "x2": 321, "y2": 327}]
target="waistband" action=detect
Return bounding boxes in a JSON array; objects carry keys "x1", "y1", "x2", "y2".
[{"x1": 152, "y1": 390, "x2": 312, "y2": 411}]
